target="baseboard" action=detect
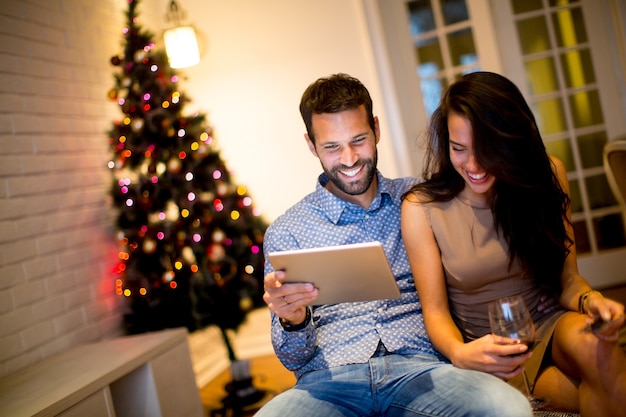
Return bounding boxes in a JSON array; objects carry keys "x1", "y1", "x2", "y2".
[{"x1": 187, "y1": 308, "x2": 275, "y2": 388}]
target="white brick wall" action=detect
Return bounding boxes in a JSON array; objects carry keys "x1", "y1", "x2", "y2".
[{"x1": 0, "y1": 0, "x2": 129, "y2": 377}]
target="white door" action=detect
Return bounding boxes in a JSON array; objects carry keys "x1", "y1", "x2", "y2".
[{"x1": 364, "y1": 0, "x2": 626, "y2": 287}]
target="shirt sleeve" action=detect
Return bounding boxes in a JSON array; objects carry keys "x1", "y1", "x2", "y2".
[
  {"x1": 269, "y1": 311, "x2": 317, "y2": 371},
  {"x1": 263, "y1": 219, "x2": 319, "y2": 371}
]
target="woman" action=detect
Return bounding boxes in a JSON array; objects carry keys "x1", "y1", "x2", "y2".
[{"x1": 401, "y1": 71, "x2": 625, "y2": 416}]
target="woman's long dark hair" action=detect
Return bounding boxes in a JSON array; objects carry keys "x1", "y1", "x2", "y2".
[{"x1": 404, "y1": 71, "x2": 572, "y2": 293}]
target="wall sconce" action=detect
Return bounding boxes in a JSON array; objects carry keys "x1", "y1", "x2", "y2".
[{"x1": 163, "y1": 0, "x2": 200, "y2": 69}]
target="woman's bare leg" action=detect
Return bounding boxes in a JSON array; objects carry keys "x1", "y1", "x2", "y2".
[
  {"x1": 548, "y1": 312, "x2": 626, "y2": 417},
  {"x1": 533, "y1": 365, "x2": 578, "y2": 412}
]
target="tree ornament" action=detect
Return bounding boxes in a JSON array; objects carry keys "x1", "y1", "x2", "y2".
[
  {"x1": 134, "y1": 49, "x2": 147, "y2": 62},
  {"x1": 182, "y1": 246, "x2": 196, "y2": 263},
  {"x1": 131, "y1": 118, "x2": 145, "y2": 132},
  {"x1": 199, "y1": 191, "x2": 214, "y2": 202},
  {"x1": 207, "y1": 243, "x2": 226, "y2": 262},
  {"x1": 162, "y1": 270, "x2": 175, "y2": 283},
  {"x1": 148, "y1": 212, "x2": 162, "y2": 224},
  {"x1": 213, "y1": 229, "x2": 226, "y2": 243},
  {"x1": 156, "y1": 162, "x2": 166, "y2": 176},
  {"x1": 163, "y1": 200, "x2": 179, "y2": 222},
  {"x1": 139, "y1": 159, "x2": 152, "y2": 176},
  {"x1": 192, "y1": 142, "x2": 209, "y2": 159},
  {"x1": 239, "y1": 296, "x2": 253, "y2": 311},
  {"x1": 167, "y1": 157, "x2": 182, "y2": 174},
  {"x1": 217, "y1": 182, "x2": 228, "y2": 196},
  {"x1": 143, "y1": 238, "x2": 157, "y2": 254}
]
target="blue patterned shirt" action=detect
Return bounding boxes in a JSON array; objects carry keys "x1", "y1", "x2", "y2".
[{"x1": 263, "y1": 171, "x2": 444, "y2": 379}]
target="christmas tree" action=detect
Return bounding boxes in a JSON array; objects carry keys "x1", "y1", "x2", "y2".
[{"x1": 107, "y1": 0, "x2": 267, "y2": 351}]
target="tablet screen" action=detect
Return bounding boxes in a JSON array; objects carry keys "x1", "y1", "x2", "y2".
[{"x1": 268, "y1": 241, "x2": 401, "y2": 305}]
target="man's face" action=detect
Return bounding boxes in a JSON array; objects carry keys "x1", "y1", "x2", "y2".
[{"x1": 305, "y1": 105, "x2": 380, "y2": 207}]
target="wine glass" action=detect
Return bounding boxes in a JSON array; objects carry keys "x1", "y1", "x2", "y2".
[{"x1": 488, "y1": 295, "x2": 549, "y2": 410}]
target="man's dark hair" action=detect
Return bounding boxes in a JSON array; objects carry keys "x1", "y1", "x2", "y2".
[{"x1": 299, "y1": 73, "x2": 375, "y2": 144}]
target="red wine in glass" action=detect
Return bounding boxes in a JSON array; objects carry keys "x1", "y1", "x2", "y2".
[{"x1": 507, "y1": 339, "x2": 536, "y2": 357}]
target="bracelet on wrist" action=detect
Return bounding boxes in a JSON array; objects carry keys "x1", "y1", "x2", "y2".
[
  {"x1": 578, "y1": 290, "x2": 602, "y2": 314},
  {"x1": 280, "y1": 307, "x2": 311, "y2": 332}
]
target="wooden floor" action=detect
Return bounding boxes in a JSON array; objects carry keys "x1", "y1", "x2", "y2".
[
  {"x1": 200, "y1": 355, "x2": 295, "y2": 416},
  {"x1": 199, "y1": 284, "x2": 626, "y2": 416}
]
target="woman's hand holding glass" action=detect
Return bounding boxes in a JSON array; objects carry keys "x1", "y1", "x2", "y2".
[
  {"x1": 450, "y1": 333, "x2": 531, "y2": 381},
  {"x1": 489, "y1": 296, "x2": 549, "y2": 410}
]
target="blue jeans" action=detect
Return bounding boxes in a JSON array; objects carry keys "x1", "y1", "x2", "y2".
[{"x1": 254, "y1": 353, "x2": 532, "y2": 417}]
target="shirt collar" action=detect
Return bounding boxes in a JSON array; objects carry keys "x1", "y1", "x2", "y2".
[{"x1": 314, "y1": 170, "x2": 393, "y2": 224}]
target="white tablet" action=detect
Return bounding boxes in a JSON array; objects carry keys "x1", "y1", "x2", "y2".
[{"x1": 268, "y1": 241, "x2": 401, "y2": 305}]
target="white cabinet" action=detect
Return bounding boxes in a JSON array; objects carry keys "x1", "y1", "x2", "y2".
[{"x1": 0, "y1": 328, "x2": 203, "y2": 417}]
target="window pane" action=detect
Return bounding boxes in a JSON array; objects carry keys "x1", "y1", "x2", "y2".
[
  {"x1": 440, "y1": 0, "x2": 469, "y2": 25},
  {"x1": 408, "y1": 0, "x2": 435, "y2": 36},
  {"x1": 560, "y1": 48, "x2": 595, "y2": 88},
  {"x1": 545, "y1": 139, "x2": 575, "y2": 171},
  {"x1": 548, "y1": 0, "x2": 580, "y2": 6},
  {"x1": 419, "y1": 74, "x2": 448, "y2": 115},
  {"x1": 585, "y1": 174, "x2": 617, "y2": 209},
  {"x1": 517, "y1": 16, "x2": 551, "y2": 54},
  {"x1": 569, "y1": 90, "x2": 604, "y2": 128},
  {"x1": 572, "y1": 220, "x2": 590, "y2": 253},
  {"x1": 447, "y1": 28, "x2": 476, "y2": 66},
  {"x1": 594, "y1": 213, "x2": 626, "y2": 250},
  {"x1": 456, "y1": 66, "x2": 481, "y2": 79},
  {"x1": 524, "y1": 57, "x2": 559, "y2": 94},
  {"x1": 576, "y1": 131, "x2": 607, "y2": 169},
  {"x1": 415, "y1": 37, "x2": 444, "y2": 70},
  {"x1": 511, "y1": 0, "x2": 543, "y2": 14},
  {"x1": 552, "y1": 6, "x2": 587, "y2": 47},
  {"x1": 569, "y1": 178, "x2": 582, "y2": 213},
  {"x1": 533, "y1": 98, "x2": 567, "y2": 134}
]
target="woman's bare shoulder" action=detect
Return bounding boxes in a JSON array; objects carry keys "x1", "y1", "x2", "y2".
[
  {"x1": 403, "y1": 188, "x2": 430, "y2": 205},
  {"x1": 548, "y1": 155, "x2": 566, "y2": 174}
]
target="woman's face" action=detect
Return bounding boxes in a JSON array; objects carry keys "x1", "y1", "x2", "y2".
[{"x1": 447, "y1": 112, "x2": 496, "y2": 204}]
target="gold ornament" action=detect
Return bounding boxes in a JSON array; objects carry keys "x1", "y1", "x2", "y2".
[
  {"x1": 134, "y1": 49, "x2": 146, "y2": 62},
  {"x1": 143, "y1": 238, "x2": 156, "y2": 254},
  {"x1": 131, "y1": 118, "x2": 144, "y2": 132},
  {"x1": 167, "y1": 157, "x2": 182, "y2": 173}
]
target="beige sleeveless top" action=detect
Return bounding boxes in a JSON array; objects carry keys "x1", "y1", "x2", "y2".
[{"x1": 423, "y1": 197, "x2": 550, "y2": 341}]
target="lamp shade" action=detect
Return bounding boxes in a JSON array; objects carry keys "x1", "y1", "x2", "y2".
[{"x1": 163, "y1": 25, "x2": 200, "y2": 68}]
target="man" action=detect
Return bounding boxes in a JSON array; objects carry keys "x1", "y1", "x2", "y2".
[{"x1": 256, "y1": 73, "x2": 532, "y2": 417}]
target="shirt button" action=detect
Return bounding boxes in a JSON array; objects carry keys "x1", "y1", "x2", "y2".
[
  {"x1": 375, "y1": 323, "x2": 382, "y2": 329},
  {"x1": 377, "y1": 308, "x2": 384, "y2": 313}
]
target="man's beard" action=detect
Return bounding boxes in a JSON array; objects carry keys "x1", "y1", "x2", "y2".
[{"x1": 324, "y1": 157, "x2": 377, "y2": 196}]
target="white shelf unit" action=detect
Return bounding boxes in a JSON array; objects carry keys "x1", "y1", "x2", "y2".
[{"x1": 0, "y1": 327, "x2": 203, "y2": 417}]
